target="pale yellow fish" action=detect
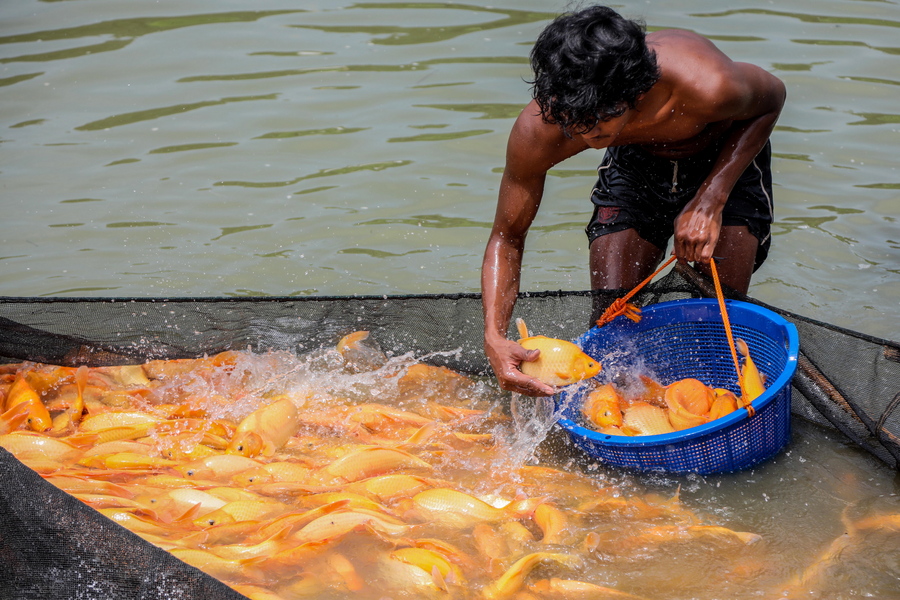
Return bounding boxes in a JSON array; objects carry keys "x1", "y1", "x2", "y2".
[
  {"x1": 78, "y1": 411, "x2": 161, "y2": 432},
  {"x1": 167, "y1": 488, "x2": 229, "y2": 513},
  {"x1": 621, "y1": 402, "x2": 675, "y2": 436},
  {"x1": 374, "y1": 551, "x2": 443, "y2": 595},
  {"x1": 322, "y1": 446, "x2": 433, "y2": 482},
  {"x1": 516, "y1": 319, "x2": 601, "y2": 387},
  {"x1": 169, "y1": 548, "x2": 262, "y2": 581},
  {"x1": 291, "y1": 509, "x2": 408, "y2": 544},
  {"x1": 534, "y1": 502, "x2": 569, "y2": 545},
  {"x1": 482, "y1": 552, "x2": 580, "y2": 600},
  {"x1": 98, "y1": 508, "x2": 174, "y2": 536},
  {"x1": 391, "y1": 547, "x2": 465, "y2": 586},
  {"x1": 411, "y1": 488, "x2": 536, "y2": 530},
  {"x1": 227, "y1": 397, "x2": 301, "y2": 458},
  {"x1": 79, "y1": 439, "x2": 156, "y2": 460},
  {"x1": 176, "y1": 454, "x2": 263, "y2": 480},
  {"x1": 0, "y1": 432, "x2": 84, "y2": 463},
  {"x1": 348, "y1": 473, "x2": 435, "y2": 503}
]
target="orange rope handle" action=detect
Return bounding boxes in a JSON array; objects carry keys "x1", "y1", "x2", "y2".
[
  {"x1": 595, "y1": 256, "x2": 677, "y2": 328},
  {"x1": 709, "y1": 258, "x2": 755, "y2": 418}
]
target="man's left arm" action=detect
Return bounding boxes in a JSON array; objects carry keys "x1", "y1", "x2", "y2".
[{"x1": 674, "y1": 63, "x2": 786, "y2": 265}]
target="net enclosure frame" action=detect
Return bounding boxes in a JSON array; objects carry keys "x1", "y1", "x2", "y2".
[{"x1": 0, "y1": 265, "x2": 898, "y2": 599}]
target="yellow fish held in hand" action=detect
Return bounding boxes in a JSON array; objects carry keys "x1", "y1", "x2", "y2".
[{"x1": 516, "y1": 319, "x2": 601, "y2": 387}]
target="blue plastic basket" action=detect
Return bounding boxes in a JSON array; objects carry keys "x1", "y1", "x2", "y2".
[{"x1": 557, "y1": 298, "x2": 799, "y2": 475}]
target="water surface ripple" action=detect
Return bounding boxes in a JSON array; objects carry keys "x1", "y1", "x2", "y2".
[{"x1": 0, "y1": 0, "x2": 897, "y2": 340}]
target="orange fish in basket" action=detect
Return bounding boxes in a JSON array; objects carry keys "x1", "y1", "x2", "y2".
[
  {"x1": 664, "y1": 378, "x2": 715, "y2": 431},
  {"x1": 516, "y1": 319, "x2": 601, "y2": 387},
  {"x1": 581, "y1": 382, "x2": 623, "y2": 428},
  {"x1": 737, "y1": 338, "x2": 766, "y2": 405},
  {"x1": 710, "y1": 389, "x2": 739, "y2": 420},
  {"x1": 622, "y1": 401, "x2": 675, "y2": 436}
]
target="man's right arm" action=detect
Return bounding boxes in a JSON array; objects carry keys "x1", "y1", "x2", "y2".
[{"x1": 481, "y1": 103, "x2": 587, "y2": 396}]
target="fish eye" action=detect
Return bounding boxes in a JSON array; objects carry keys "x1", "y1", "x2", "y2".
[{"x1": 186, "y1": 470, "x2": 194, "y2": 476}]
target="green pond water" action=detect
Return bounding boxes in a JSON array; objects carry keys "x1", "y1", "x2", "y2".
[{"x1": 1, "y1": 0, "x2": 897, "y2": 340}]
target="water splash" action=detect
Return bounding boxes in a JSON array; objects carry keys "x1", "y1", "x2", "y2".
[{"x1": 494, "y1": 382, "x2": 592, "y2": 472}]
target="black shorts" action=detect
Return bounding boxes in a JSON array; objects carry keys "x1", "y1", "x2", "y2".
[{"x1": 585, "y1": 141, "x2": 774, "y2": 271}]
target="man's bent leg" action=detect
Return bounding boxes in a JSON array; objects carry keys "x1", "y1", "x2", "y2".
[
  {"x1": 589, "y1": 229, "x2": 665, "y2": 290},
  {"x1": 694, "y1": 225, "x2": 758, "y2": 295}
]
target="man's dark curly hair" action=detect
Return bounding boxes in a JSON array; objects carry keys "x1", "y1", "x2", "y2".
[{"x1": 529, "y1": 5, "x2": 661, "y2": 135}]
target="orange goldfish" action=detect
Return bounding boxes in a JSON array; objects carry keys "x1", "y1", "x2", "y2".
[
  {"x1": 736, "y1": 339, "x2": 766, "y2": 404},
  {"x1": 581, "y1": 382, "x2": 623, "y2": 428},
  {"x1": 5, "y1": 376, "x2": 51, "y2": 432},
  {"x1": 516, "y1": 319, "x2": 601, "y2": 387},
  {"x1": 664, "y1": 378, "x2": 714, "y2": 431}
]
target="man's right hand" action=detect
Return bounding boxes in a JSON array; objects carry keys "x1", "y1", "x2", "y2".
[{"x1": 485, "y1": 336, "x2": 557, "y2": 397}]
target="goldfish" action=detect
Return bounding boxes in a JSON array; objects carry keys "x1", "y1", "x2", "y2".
[
  {"x1": 482, "y1": 552, "x2": 581, "y2": 600},
  {"x1": 516, "y1": 319, "x2": 601, "y2": 387},
  {"x1": 390, "y1": 547, "x2": 465, "y2": 586},
  {"x1": 710, "y1": 389, "x2": 739, "y2": 420},
  {"x1": 664, "y1": 378, "x2": 714, "y2": 431},
  {"x1": 0, "y1": 402, "x2": 31, "y2": 435},
  {"x1": 5, "y1": 376, "x2": 51, "y2": 432},
  {"x1": 169, "y1": 548, "x2": 263, "y2": 582},
  {"x1": 581, "y1": 382, "x2": 623, "y2": 428},
  {"x1": 410, "y1": 488, "x2": 538, "y2": 529},
  {"x1": 622, "y1": 402, "x2": 675, "y2": 436},
  {"x1": 534, "y1": 502, "x2": 570, "y2": 545},
  {"x1": 336, "y1": 330, "x2": 388, "y2": 372},
  {"x1": 0, "y1": 348, "x2": 781, "y2": 600},
  {"x1": 736, "y1": 338, "x2": 766, "y2": 404},
  {"x1": 321, "y1": 446, "x2": 433, "y2": 483},
  {"x1": 227, "y1": 397, "x2": 301, "y2": 458}
]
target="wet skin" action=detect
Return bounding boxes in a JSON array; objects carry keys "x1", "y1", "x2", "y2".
[{"x1": 482, "y1": 29, "x2": 786, "y2": 396}]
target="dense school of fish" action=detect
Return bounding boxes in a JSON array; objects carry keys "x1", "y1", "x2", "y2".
[{"x1": 0, "y1": 331, "x2": 897, "y2": 599}]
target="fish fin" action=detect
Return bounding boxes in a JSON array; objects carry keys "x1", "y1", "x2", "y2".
[
  {"x1": 515, "y1": 318, "x2": 529, "y2": 340},
  {"x1": 173, "y1": 502, "x2": 204, "y2": 524}
]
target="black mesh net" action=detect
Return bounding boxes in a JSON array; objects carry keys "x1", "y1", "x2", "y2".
[{"x1": 0, "y1": 265, "x2": 898, "y2": 599}]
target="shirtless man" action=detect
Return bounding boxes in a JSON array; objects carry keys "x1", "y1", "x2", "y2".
[{"x1": 481, "y1": 6, "x2": 786, "y2": 396}]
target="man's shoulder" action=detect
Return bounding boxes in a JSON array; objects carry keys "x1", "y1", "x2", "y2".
[
  {"x1": 511, "y1": 101, "x2": 567, "y2": 144},
  {"x1": 507, "y1": 101, "x2": 589, "y2": 172}
]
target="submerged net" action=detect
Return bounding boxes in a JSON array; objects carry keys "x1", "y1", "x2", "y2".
[{"x1": 0, "y1": 265, "x2": 898, "y2": 599}]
